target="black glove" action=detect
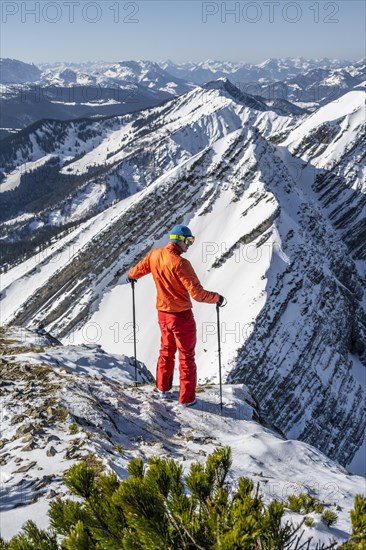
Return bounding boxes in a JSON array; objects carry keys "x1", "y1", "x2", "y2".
[
  {"x1": 217, "y1": 295, "x2": 226, "y2": 307},
  {"x1": 114, "y1": 270, "x2": 136, "y2": 284}
]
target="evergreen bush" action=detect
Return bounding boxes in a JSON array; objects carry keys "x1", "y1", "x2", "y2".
[
  {"x1": 2, "y1": 448, "x2": 359, "y2": 549},
  {"x1": 322, "y1": 510, "x2": 338, "y2": 527},
  {"x1": 304, "y1": 516, "x2": 315, "y2": 528},
  {"x1": 340, "y1": 494, "x2": 366, "y2": 549},
  {"x1": 286, "y1": 493, "x2": 324, "y2": 515}
]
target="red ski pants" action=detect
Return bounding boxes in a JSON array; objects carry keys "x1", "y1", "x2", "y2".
[{"x1": 156, "y1": 309, "x2": 197, "y2": 404}]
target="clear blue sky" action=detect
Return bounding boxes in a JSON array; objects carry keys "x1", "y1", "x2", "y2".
[{"x1": 1, "y1": 1, "x2": 365, "y2": 64}]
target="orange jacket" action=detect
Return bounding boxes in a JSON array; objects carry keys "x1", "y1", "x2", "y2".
[{"x1": 128, "y1": 242, "x2": 219, "y2": 312}]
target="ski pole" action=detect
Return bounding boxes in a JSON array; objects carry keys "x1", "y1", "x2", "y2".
[
  {"x1": 131, "y1": 280, "x2": 138, "y2": 384},
  {"x1": 216, "y1": 302, "x2": 223, "y2": 414}
]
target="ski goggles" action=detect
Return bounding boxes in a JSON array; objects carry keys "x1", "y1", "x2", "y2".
[{"x1": 170, "y1": 234, "x2": 195, "y2": 246}]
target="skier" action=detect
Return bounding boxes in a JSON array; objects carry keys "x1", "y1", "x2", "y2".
[{"x1": 127, "y1": 224, "x2": 225, "y2": 406}]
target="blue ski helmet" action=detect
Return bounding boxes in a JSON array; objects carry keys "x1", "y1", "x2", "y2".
[{"x1": 169, "y1": 224, "x2": 195, "y2": 246}]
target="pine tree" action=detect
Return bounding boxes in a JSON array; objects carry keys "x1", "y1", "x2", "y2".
[
  {"x1": 5, "y1": 521, "x2": 57, "y2": 549},
  {"x1": 2, "y1": 448, "x2": 354, "y2": 549},
  {"x1": 341, "y1": 494, "x2": 366, "y2": 549}
]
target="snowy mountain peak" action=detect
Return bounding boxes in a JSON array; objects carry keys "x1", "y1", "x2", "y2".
[
  {"x1": 0, "y1": 58, "x2": 41, "y2": 84},
  {"x1": 202, "y1": 76, "x2": 231, "y2": 89},
  {"x1": 257, "y1": 58, "x2": 278, "y2": 68},
  {"x1": 202, "y1": 78, "x2": 269, "y2": 111}
]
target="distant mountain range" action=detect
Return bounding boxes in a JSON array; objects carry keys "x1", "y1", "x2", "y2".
[
  {"x1": 1, "y1": 56, "x2": 360, "y2": 86},
  {"x1": 161, "y1": 56, "x2": 361, "y2": 84},
  {"x1": 1, "y1": 57, "x2": 364, "y2": 134}
]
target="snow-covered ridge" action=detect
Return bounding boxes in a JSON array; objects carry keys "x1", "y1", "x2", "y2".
[
  {"x1": 282, "y1": 84, "x2": 365, "y2": 152},
  {"x1": 0, "y1": 80, "x2": 294, "y2": 234},
  {"x1": 0, "y1": 327, "x2": 363, "y2": 546}
]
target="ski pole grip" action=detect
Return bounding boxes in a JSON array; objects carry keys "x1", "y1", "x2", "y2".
[{"x1": 217, "y1": 297, "x2": 227, "y2": 308}]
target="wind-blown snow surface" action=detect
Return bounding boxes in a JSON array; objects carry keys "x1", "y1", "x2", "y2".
[
  {"x1": 1, "y1": 80, "x2": 365, "y2": 477},
  {"x1": 0, "y1": 328, "x2": 364, "y2": 546}
]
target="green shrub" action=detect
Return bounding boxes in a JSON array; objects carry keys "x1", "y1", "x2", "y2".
[
  {"x1": 315, "y1": 502, "x2": 325, "y2": 514},
  {"x1": 322, "y1": 510, "x2": 338, "y2": 527},
  {"x1": 286, "y1": 492, "x2": 320, "y2": 514},
  {"x1": 341, "y1": 493, "x2": 366, "y2": 548},
  {"x1": 6, "y1": 521, "x2": 57, "y2": 549},
  {"x1": 2, "y1": 448, "x2": 346, "y2": 549},
  {"x1": 350, "y1": 494, "x2": 366, "y2": 541},
  {"x1": 69, "y1": 422, "x2": 78, "y2": 434},
  {"x1": 304, "y1": 516, "x2": 315, "y2": 528}
]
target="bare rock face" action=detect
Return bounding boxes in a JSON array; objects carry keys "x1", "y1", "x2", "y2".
[
  {"x1": 229, "y1": 254, "x2": 366, "y2": 466},
  {"x1": 229, "y1": 94, "x2": 366, "y2": 469}
]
